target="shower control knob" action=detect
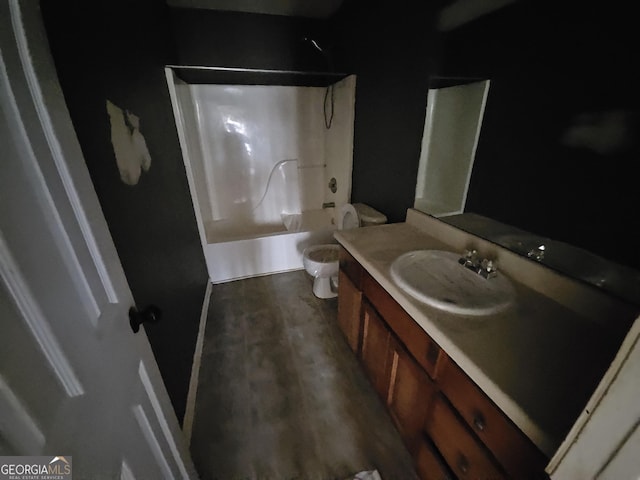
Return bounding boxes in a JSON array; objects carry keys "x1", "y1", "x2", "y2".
[
  {"x1": 129, "y1": 305, "x2": 161, "y2": 333},
  {"x1": 328, "y1": 177, "x2": 337, "y2": 193}
]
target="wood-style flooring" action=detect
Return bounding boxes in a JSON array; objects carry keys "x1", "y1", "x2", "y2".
[{"x1": 190, "y1": 270, "x2": 417, "y2": 480}]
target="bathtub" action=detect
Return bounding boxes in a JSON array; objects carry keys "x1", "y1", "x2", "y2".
[{"x1": 204, "y1": 208, "x2": 337, "y2": 284}]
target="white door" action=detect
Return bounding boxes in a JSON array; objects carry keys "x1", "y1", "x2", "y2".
[{"x1": 0, "y1": 1, "x2": 198, "y2": 478}]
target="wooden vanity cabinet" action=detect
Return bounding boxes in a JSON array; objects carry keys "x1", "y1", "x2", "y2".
[{"x1": 335, "y1": 247, "x2": 550, "y2": 480}]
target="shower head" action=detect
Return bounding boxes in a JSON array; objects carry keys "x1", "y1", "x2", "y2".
[
  {"x1": 303, "y1": 36, "x2": 334, "y2": 72},
  {"x1": 310, "y1": 39, "x2": 324, "y2": 53},
  {"x1": 303, "y1": 36, "x2": 325, "y2": 54}
]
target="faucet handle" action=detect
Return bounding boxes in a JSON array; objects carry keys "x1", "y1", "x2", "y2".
[
  {"x1": 463, "y1": 249, "x2": 479, "y2": 261},
  {"x1": 479, "y1": 258, "x2": 498, "y2": 279},
  {"x1": 481, "y1": 258, "x2": 497, "y2": 271},
  {"x1": 459, "y1": 249, "x2": 479, "y2": 267}
]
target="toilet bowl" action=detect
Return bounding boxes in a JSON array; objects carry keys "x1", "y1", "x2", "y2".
[{"x1": 302, "y1": 203, "x2": 387, "y2": 299}]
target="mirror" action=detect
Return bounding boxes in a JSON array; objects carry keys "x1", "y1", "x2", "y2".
[{"x1": 415, "y1": 2, "x2": 640, "y2": 305}]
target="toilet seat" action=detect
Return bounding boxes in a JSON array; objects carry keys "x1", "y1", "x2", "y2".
[{"x1": 338, "y1": 204, "x2": 360, "y2": 230}]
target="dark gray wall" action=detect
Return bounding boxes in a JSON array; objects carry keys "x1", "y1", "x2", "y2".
[
  {"x1": 329, "y1": 0, "x2": 441, "y2": 223},
  {"x1": 437, "y1": 2, "x2": 640, "y2": 269},
  {"x1": 170, "y1": 8, "x2": 328, "y2": 71},
  {"x1": 40, "y1": 0, "x2": 208, "y2": 424}
]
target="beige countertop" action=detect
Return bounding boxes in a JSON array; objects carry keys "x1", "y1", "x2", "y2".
[{"x1": 334, "y1": 209, "x2": 639, "y2": 458}]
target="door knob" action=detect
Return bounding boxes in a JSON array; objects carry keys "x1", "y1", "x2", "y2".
[{"x1": 129, "y1": 305, "x2": 161, "y2": 333}]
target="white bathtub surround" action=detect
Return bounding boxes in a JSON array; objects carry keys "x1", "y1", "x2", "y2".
[
  {"x1": 181, "y1": 79, "x2": 355, "y2": 222},
  {"x1": 166, "y1": 68, "x2": 355, "y2": 283},
  {"x1": 205, "y1": 208, "x2": 337, "y2": 284}
]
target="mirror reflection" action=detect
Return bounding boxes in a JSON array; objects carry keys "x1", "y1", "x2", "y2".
[{"x1": 415, "y1": 2, "x2": 640, "y2": 305}]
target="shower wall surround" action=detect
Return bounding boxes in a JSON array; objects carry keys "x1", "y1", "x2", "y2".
[{"x1": 168, "y1": 71, "x2": 356, "y2": 282}]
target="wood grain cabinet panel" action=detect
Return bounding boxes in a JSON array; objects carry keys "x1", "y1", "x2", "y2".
[
  {"x1": 414, "y1": 437, "x2": 454, "y2": 480},
  {"x1": 362, "y1": 273, "x2": 443, "y2": 378},
  {"x1": 361, "y1": 301, "x2": 392, "y2": 400},
  {"x1": 339, "y1": 247, "x2": 363, "y2": 289},
  {"x1": 438, "y1": 355, "x2": 549, "y2": 479},
  {"x1": 386, "y1": 336, "x2": 436, "y2": 455},
  {"x1": 336, "y1": 269, "x2": 363, "y2": 353},
  {"x1": 426, "y1": 394, "x2": 506, "y2": 480}
]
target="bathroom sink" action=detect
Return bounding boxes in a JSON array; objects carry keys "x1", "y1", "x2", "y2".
[{"x1": 390, "y1": 250, "x2": 516, "y2": 315}]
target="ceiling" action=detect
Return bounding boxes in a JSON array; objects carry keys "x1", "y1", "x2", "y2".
[
  {"x1": 166, "y1": 0, "x2": 346, "y2": 18},
  {"x1": 167, "y1": 0, "x2": 519, "y2": 30}
]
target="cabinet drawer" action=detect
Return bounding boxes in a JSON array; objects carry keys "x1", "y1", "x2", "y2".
[
  {"x1": 414, "y1": 436, "x2": 454, "y2": 480},
  {"x1": 438, "y1": 355, "x2": 549, "y2": 479},
  {"x1": 339, "y1": 247, "x2": 363, "y2": 289},
  {"x1": 426, "y1": 394, "x2": 505, "y2": 480},
  {"x1": 362, "y1": 272, "x2": 442, "y2": 378}
]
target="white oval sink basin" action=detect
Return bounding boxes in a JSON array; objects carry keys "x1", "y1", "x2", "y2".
[{"x1": 390, "y1": 250, "x2": 516, "y2": 316}]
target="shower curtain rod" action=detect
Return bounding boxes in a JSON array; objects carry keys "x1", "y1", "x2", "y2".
[
  {"x1": 167, "y1": 65, "x2": 348, "y2": 77},
  {"x1": 168, "y1": 65, "x2": 350, "y2": 87}
]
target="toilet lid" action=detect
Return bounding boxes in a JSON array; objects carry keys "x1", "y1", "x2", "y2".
[
  {"x1": 353, "y1": 203, "x2": 388, "y2": 224},
  {"x1": 338, "y1": 204, "x2": 360, "y2": 230}
]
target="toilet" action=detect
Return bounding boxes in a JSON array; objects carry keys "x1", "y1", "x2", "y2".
[{"x1": 303, "y1": 203, "x2": 388, "y2": 298}]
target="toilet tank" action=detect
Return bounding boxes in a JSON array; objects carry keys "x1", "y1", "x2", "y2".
[{"x1": 353, "y1": 203, "x2": 388, "y2": 226}]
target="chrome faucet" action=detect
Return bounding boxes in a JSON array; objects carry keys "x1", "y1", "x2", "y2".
[{"x1": 458, "y1": 249, "x2": 498, "y2": 279}]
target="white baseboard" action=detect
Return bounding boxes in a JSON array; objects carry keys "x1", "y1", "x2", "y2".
[{"x1": 182, "y1": 281, "x2": 212, "y2": 446}]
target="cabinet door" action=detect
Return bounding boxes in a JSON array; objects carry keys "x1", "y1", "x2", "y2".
[
  {"x1": 337, "y1": 269, "x2": 363, "y2": 353},
  {"x1": 387, "y1": 338, "x2": 435, "y2": 455},
  {"x1": 361, "y1": 301, "x2": 392, "y2": 400}
]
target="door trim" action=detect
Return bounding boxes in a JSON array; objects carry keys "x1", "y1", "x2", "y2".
[{"x1": 182, "y1": 281, "x2": 212, "y2": 445}]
